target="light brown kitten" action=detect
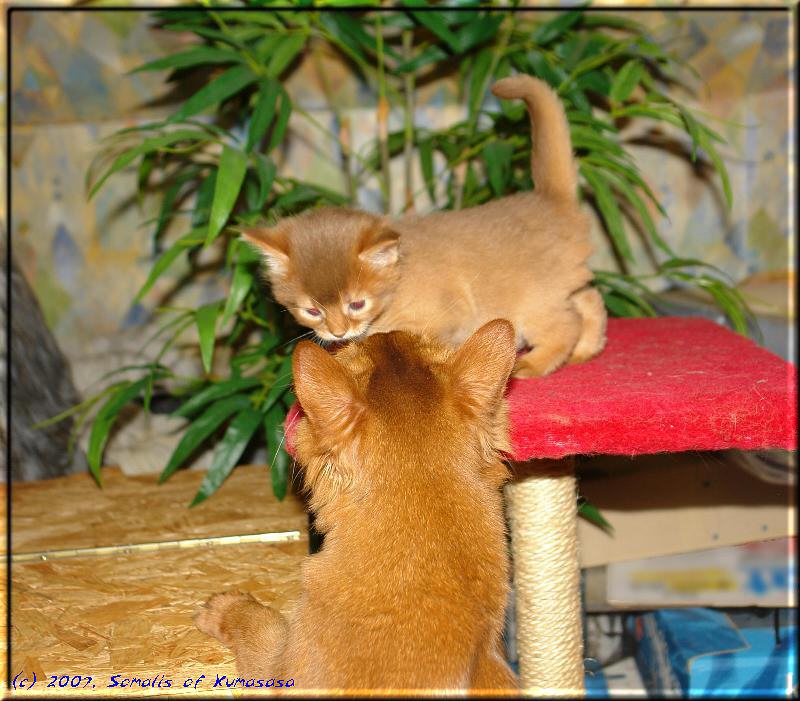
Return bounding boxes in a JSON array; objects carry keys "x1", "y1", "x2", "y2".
[
  {"x1": 242, "y1": 75, "x2": 606, "y2": 377},
  {"x1": 196, "y1": 320, "x2": 519, "y2": 693}
]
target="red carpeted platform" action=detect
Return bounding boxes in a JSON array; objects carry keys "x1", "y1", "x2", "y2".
[{"x1": 284, "y1": 317, "x2": 796, "y2": 460}]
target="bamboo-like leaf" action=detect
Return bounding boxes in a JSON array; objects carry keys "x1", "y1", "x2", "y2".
[
  {"x1": 254, "y1": 153, "x2": 277, "y2": 208},
  {"x1": 696, "y1": 131, "x2": 733, "y2": 210},
  {"x1": 192, "y1": 171, "x2": 217, "y2": 228},
  {"x1": 578, "y1": 498, "x2": 614, "y2": 532},
  {"x1": 468, "y1": 48, "x2": 493, "y2": 118},
  {"x1": 595, "y1": 274, "x2": 656, "y2": 317},
  {"x1": 131, "y1": 46, "x2": 241, "y2": 74},
  {"x1": 265, "y1": 404, "x2": 290, "y2": 501},
  {"x1": 602, "y1": 290, "x2": 647, "y2": 318},
  {"x1": 173, "y1": 376, "x2": 263, "y2": 419},
  {"x1": 658, "y1": 257, "x2": 729, "y2": 275},
  {"x1": 261, "y1": 354, "x2": 294, "y2": 415},
  {"x1": 406, "y1": 5, "x2": 462, "y2": 53},
  {"x1": 610, "y1": 59, "x2": 643, "y2": 103},
  {"x1": 525, "y1": 50, "x2": 569, "y2": 90},
  {"x1": 681, "y1": 274, "x2": 751, "y2": 336},
  {"x1": 196, "y1": 301, "x2": 221, "y2": 374},
  {"x1": 575, "y1": 69, "x2": 612, "y2": 96},
  {"x1": 267, "y1": 89, "x2": 292, "y2": 154},
  {"x1": 320, "y1": 13, "x2": 398, "y2": 61},
  {"x1": 89, "y1": 129, "x2": 207, "y2": 199},
  {"x1": 483, "y1": 141, "x2": 513, "y2": 196},
  {"x1": 581, "y1": 152, "x2": 665, "y2": 216},
  {"x1": 601, "y1": 169, "x2": 673, "y2": 256},
  {"x1": 221, "y1": 263, "x2": 255, "y2": 326},
  {"x1": 190, "y1": 405, "x2": 262, "y2": 506},
  {"x1": 134, "y1": 230, "x2": 204, "y2": 303},
  {"x1": 581, "y1": 13, "x2": 645, "y2": 33},
  {"x1": 532, "y1": 9, "x2": 582, "y2": 45},
  {"x1": 581, "y1": 165, "x2": 633, "y2": 263},
  {"x1": 568, "y1": 41, "x2": 628, "y2": 82},
  {"x1": 612, "y1": 103, "x2": 683, "y2": 128},
  {"x1": 33, "y1": 382, "x2": 126, "y2": 431},
  {"x1": 246, "y1": 80, "x2": 280, "y2": 153},
  {"x1": 457, "y1": 13, "x2": 504, "y2": 52},
  {"x1": 161, "y1": 24, "x2": 252, "y2": 48},
  {"x1": 168, "y1": 64, "x2": 257, "y2": 123},
  {"x1": 212, "y1": 10, "x2": 285, "y2": 29},
  {"x1": 151, "y1": 169, "x2": 198, "y2": 251},
  {"x1": 87, "y1": 377, "x2": 151, "y2": 484},
  {"x1": 418, "y1": 139, "x2": 436, "y2": 204},
  {"x1": 159, "y1": 394, "x2": 252, "y2": 483},
  {"x1": 206, "y1": 146, "x2": 248, "y2": 247},
  {"x1": 395, "y1": 44, "x2": 448, "y2": 73},
  {"x1": 136, "y1": 152, "x2": 154, "y2": 207},
  {"x1": 570, "y1": 125, "x2": 627, "y2": 158},
  {"x1": 267, "y1": 34, "x2": 306, "y2": 77},
  {"x1": 677, "y1": 105, "x2": 702, "y2": 161}
]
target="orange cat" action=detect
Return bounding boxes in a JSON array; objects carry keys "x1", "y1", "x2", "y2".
[
  {"x1": 196, "y1": 320, "x2": 519, "y2": 693},
  {"x1": 242, "y1": 75, "x2": 606, "y2": 377}
]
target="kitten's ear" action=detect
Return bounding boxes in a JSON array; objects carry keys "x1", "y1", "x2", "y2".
[
  {"x1": 358, "y1": 222, "x2": 399, "y2": 268},
  {"x1": 450, "y1": 319, "x2": 516, "y2": 416},
  {"x1": 293, "y1": 341, "x2": 366, "y2": 448},
  {"x1": 238, "y1": 225, "x2": 290, "y2": 276}
]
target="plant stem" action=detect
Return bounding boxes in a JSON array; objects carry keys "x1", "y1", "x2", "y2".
[
  {"x1": 311, "y1": 40, "x2": 357, "y2": 205},
  {"x1": 454, "y1": 12, "x2": 515, "y2": 209},
  {"x1": 376, "y1": 14, "x2": 392, "y2": 214},
  {"x1": 402, "y1": 29, "x2": 415, "y2": 213}
]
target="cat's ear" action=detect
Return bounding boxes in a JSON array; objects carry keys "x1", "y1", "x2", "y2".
[
  {"x1": 358, "y1": 222, "x2": 399, "y2": 268},
  {"x1": 293, "y1": 341, "x2": 366, "y2": 448},
  {"x1": 449, "y1": 319, "x2": 516, "y2": 417},
  {"x1": 238, "y1": 225, "x2": 290, "y2": 276}
]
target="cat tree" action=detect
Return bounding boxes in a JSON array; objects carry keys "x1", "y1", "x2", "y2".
[
  {"x1": 504, "y1": 316, "x2": 795, "y2": 695},
  {"x1": 287, "y1": 316, "x2": 796, "y2": 694}
]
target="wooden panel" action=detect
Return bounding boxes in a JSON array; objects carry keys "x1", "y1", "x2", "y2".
[
  {"x1": 3, "y1": 466, "x2": 309, "y2": 695},
  {"x1": 7, "y1": 465, "x2": 307, "y2": 555},
  {"x1": 10, "y1": 541, "x2": 306, "y2": 695}
]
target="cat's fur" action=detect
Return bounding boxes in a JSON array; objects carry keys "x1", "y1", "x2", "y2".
[
  {"x1": 196, "y1": 320, "x2": 519, "y2": 693},
  {"x1": 242, "y1": 75, "x2": 606, "y2": 377}
]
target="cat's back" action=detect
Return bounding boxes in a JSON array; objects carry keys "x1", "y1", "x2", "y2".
[{"x1": 395, "y1": 192, "x2": 591, "y2": 271}]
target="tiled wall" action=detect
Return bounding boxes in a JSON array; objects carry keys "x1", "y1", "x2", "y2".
[{"x1": 8, "y1": 8, "x2": 793, "y2": 358}]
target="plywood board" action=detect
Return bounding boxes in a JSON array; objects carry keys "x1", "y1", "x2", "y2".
[
  {"x1": 9, "y1": 541, "x2": 306, "y2": 696},
  {"x1": 7, "y1": 465, "x2": 307, "y2": 555},
  {"x1": 2, "y1": 465, "x2": 309, "y2": 696}
]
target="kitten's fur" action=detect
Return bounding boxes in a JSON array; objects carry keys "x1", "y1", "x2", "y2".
[
  {"x1": 196, "y1": 320, "x2": 519, "y2": 693},
  {"x1": 243, "y1": 75, "x2": 606, "y2": 377}
]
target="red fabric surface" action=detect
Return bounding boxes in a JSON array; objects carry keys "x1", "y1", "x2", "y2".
[{"x1": 284, "y1": 317, "x2": 797, "y2": 460}]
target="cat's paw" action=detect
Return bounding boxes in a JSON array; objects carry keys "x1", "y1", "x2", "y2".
[
  {"x1": 195, "y1": 590, "x2": 255, "y2": 644},
  {"x1": 513, "y1": 347, "x2": 569, "y2": 377},
  {"x1": 512, "y1": 357, "x2": 552, "y2": 378}
]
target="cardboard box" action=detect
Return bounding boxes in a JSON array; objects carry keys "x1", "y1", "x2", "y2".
[
  {"x1": 632, "y1": 607, "x2": 797, "y2": 697},
  {"x1": 607, "y1": 537, "x2": 795, "y2": 608},
  {"x1": 577, "y1": 452, "x2": 795, "y2": 569}
]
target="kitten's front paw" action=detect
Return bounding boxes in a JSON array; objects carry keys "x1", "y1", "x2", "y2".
[
  {"x1": 195, "y1": 590, "x2": 255, "y2": 644},
  {"x1": 513, "y1": 347, "x2": 569, "y2": 377},
  {"x1": 512, "y1": 357, "x2": 552, "y2": 378}
]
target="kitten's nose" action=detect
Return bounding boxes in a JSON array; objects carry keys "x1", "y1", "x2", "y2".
[{"x1": 331, "y1": 330, "x2": 346, "y2": 339}]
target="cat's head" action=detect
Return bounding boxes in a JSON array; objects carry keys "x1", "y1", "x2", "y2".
[
  {"x1": 240, "y1": 208, "x2": 400, "y2": 342},
  {"x1": 290, "y1": 320, "x2": 517, "y2": 529}
]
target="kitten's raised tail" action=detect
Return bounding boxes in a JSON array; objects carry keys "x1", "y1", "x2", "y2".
[{"x1": 491, "y1": 75, "x2": 577, "y2": 202}]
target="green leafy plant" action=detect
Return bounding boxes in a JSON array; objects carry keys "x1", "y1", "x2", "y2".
[{"x1": 67, "y1": 5, "x2": 755, "y2": 505}]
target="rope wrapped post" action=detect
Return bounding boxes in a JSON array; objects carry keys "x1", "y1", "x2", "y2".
[{"x1": 505, "y1": 458, "x2": 584, "y2": 696}]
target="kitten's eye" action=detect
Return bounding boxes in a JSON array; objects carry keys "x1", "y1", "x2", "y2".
[
  {"x1": 348, "y1": 300, "x2": 366, "y2": 312},
  {"x1": 305, "y1": 307, "x2": 322, "y2": 318}
]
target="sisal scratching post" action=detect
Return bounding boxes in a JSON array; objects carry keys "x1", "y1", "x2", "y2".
[{"x1": 505, "y1": 458, "x2": 584, "y2": 696}]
